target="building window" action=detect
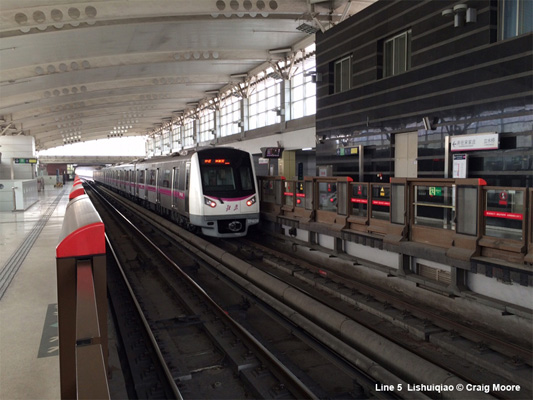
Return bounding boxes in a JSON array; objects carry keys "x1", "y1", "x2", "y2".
[
  {"x1": 383, "y1": 30, "x2": 411, "y2": 77},
  {"x1": 291, "y1": 45, "x2": 316, "y2": 119},
  {"x1": 198, "y1": 108, "x2": 215, "y2": 143},
  {"x1": 172, "y1": 124, "x2": 182, "y2": 151},
  {"x1": 183, "y1": 119, "x2": 195, "y2": 147},
  {"x1": 162, "y1": 127, "x2": 171, "y2": 154},
  {"x1": 499, "y1": 0, "x2": 533, "y2": 40},
  {"x1": 249, "y1": 71, "x2": 281, "y2": 130},
  {"x1": 220, "y1": 94, "x2": 241, "y2": 137},
  {"x1": 334, "y1": 56, "x2": 351, "y2": 93}
]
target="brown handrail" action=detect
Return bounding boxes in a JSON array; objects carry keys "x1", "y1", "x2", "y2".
[{"x1": 75, "y1": 260, "x2": 109, "y2": 400}]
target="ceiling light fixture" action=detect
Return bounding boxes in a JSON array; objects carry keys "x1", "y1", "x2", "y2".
[{"x1": 268, "y1": 47, "x2": 292, "y2": 54}]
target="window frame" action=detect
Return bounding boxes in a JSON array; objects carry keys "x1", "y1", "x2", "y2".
[
  {"x1": 333, "y1": 55, "x2": 352, "y2": 93},
  {"x1": 383, "y1": 29, "x2": 412, "y2": 78},
  {"x1": 499, "y1": 0, "x2": 533, "y2": 40},
  {"x1": 291, "y1": 50, "x2": 316, "y2": 119}
]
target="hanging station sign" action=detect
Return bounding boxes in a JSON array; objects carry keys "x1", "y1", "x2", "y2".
[
  {"x1": 14, "y1": 158, "x2": 38, "y2": 164},
  {"x1": 263, "y1": 147, "x2": 283, "y2": 158},
  {"x1": 336, "y1": 147, "x2": 358, "y2": 156},
  {"x1": 450, "y1": 132, "x2": 498, "y2": 152}
]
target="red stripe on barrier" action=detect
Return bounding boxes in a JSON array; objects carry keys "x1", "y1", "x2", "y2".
[
  {"x1": 372, "y1": 200, "x2": 390, "y2": 206},
  {"x1": 484, "y1": 210, "x2": 523, "y2": 221},
  {"x1": 351, "y1": 198, "x2": 368, "y2": 204}
]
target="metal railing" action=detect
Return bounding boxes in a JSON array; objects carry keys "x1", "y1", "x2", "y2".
[
  {"x1": 258, "y1": 176, "x2": 531, "y2": 267},
  {"x1": 75, "y1": 260, "x2": 110, "y2": 400}
]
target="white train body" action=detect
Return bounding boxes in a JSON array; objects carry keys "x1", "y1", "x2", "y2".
[{"x1": 94, "y1": 148, "x2": 259, "y2": 238}]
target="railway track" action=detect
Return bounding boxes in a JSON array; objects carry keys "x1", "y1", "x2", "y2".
[
  {"x1": 87, "y1": 184, "x2": 382, "y2": 399},
  {"x1": 218, "y1": 235, "x2": 532, "y2": 399},
  {"x1": 86, "y1": 182, "x2": 530, "y2": 399}
]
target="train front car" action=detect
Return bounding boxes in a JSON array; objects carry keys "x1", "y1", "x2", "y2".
[{"x1": 189, "y1": 148, "x2": 259, "y2": 238}]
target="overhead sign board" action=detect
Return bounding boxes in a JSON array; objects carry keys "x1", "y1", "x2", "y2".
[
  {"x1": 336, "y1": 147, "x2": 358, "y2": 156},
  {"x1": 450, "y1": 133, "x2": 498, "y2": 152},
  {"x1": 263, "y1": 147, "x2": 283, "y2": 158},
  {"x1": 14, "y1": 158, "x2": 38, "y2": 164}
]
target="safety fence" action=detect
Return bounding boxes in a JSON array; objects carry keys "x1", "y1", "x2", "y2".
[
  {"x1": 56, "y1": 193, "x2": 109, "y2": 399},
  {"x1": 258, "y1": 176, "x2": 532, "y2": 267}
]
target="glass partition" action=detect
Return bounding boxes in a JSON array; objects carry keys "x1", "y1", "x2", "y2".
[
  {"x1": 261, "y1": 179, "x2": 276, "y2": 203},
  {"x1": 296, "y1": 182, "x2": 305, "y2": 208},
  {"x1": 483, "y1": 188, "x2": 525, "y2": 240},
  {"x1": 371, "y1": 184, "x2": 390, "y2": 221},
  {"x1": 318, "y1": 182, "x2": 337, "y2": 212},
  {"x1": 413, "y1": 185, "x2": 455, "y2": 230},
  {"x1": 284, "y1": 181, "x2": 295, "y2": 207},
  {"x1": 350, "y1": 183, "x2": 368, "y2": 218}
]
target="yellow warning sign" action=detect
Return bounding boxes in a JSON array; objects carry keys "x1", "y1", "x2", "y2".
[{"x1": 380, "y1": 187, "x2": 385, "y2": 197}]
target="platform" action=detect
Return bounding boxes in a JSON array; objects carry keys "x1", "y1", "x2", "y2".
[
  {"x1": 0, "y1": 183, "x2": 126, "y2": 399},
  {"x1": 0, "y1": 184, "x2": 67, "y2": 399}
]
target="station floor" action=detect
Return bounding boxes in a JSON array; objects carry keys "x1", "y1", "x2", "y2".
[{"x1": 0, "y1": 183, "x2": 125, "y2": 399}]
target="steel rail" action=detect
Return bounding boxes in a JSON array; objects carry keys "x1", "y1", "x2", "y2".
[
  {"x1": 91, "y1": 183, "x2": 486, "y2": 400},
  {"x1": 90, "y1": 185, "x2": 184, "y2": 399},
  {"x1": 88, "y1": 182, "x2": 319, "y2": 400},
  {"x1": 251, "y1": 239, "x2": 533, "y2": 365}
]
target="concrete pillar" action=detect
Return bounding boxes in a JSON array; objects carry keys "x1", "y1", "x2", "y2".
[{"x1": 278, "y1": 150, "x2": 296, "y2": 180}]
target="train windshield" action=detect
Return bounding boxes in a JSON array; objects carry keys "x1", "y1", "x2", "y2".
[{"x1": 200, "y1": 152, "x2": 255, "y2": 197}]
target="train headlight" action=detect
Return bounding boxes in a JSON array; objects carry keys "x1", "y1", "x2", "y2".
[
  {"x1": 246, "y1": 196, "x2": 256, "y2": 207},
  {"x1": 205, "y1": 197, "x2": 217, "y2": 208}
]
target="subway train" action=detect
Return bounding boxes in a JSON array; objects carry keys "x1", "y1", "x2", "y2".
[{"x1": 93, "y1": 147, "x2": 260, "y2": 238}]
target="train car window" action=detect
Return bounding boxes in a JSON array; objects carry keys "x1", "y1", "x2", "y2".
[
  {"x1": 185, "y1": 163, "x2": 190, "y2": 191},
  {"x1": 240, "y1": 167, "x2": 254, "y2": 191},
  {"x1": 139, "y1": 169, "x2": 145, "y2": 184},
  {"x1": 202, "y1": 167, "x2": 236, "y2": 192},
  {"x1": 174, "y1": 166, "x2": 181, "y2": 190},
  {"x1": 162, "y1": 169, "x2": 171, "y2": 188},
  {"x1": 148, "y1": 169, "x2": 156, "y2": 186},
  {"x1": 199, "y1": 152, "x2": 255, "y2": 197}
]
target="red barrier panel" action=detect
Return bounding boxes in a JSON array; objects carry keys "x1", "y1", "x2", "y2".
[
  {"x1": 56, "y1": 194, "x2": 107, "y2": 399},
  {"x1": 68, "y1": 181, "x2": 85, "y2": 201}
]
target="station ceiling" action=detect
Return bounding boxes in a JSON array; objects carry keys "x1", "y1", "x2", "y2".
[{"x1": 0, "y1": 0, "x2": 374, "y2": 152}]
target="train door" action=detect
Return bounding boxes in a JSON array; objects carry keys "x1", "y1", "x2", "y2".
[
  {"x1": 171, "y1": 166, "x2": 180, "y2": 210},
  {"x1": 135, "y1": 168, "x2": 139, "y2": 196},
  {"x1": 176, "y1": 163, "x2": 187, "y2": 215},
  {"x1": 160, "y1": 167, "x2": 172, "y2": 210},
  {"x1": 147, "y1": 168, "x2": 157, "y2": 204},
  {"x1": 129, "y1": 169, "x2": 134, "y2": 195},
  {"x1": 185, "y1": 162, "x2": 190, "y2": 213},
  {"x1": 138, "y1": 169, "x2": 147, "y2": 199},
  {"x1": 156, "y1": 168, "x2": 161, "y2": 204}
]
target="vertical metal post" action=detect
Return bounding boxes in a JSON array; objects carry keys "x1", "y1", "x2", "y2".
[
  {"x1": 444, "y1": 135, "x2": 450, "y2": 178},
  {"x1": 358, "y1": 145, "x2": 364, "y2": 182}
]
